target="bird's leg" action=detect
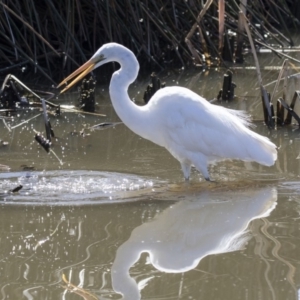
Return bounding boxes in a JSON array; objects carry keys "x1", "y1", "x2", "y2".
[
  {"x1": 180, "y1": 161, "x2": 191, "y2": 181},
  {"x1": 192, "y1": 158, "x2": 213, "y2": 182}
]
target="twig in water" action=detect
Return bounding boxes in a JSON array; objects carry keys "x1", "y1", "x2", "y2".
[
  {"x1": 49, "y1": 149, "x2": 63, "y2": 166},
  {"x1": 2, "y1": 118, "x2": 11, "y2": 131},
  {"x1": 89, "y1": 122, "x2": 123, "y2": 131},
  {"x1": 10, "y1": 113, "x2": 41, "y2": 130},
  {"x1": 61, "y1": 106, "x2": 106, "y2": 117}
]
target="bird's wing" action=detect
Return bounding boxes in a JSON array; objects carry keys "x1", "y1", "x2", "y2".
[
  {"x1": 148, "y1": 86, "x2": 275, "y2": 166},
  {"x1": 160, "y1": 96, "x2": 253, "y2": 160}
]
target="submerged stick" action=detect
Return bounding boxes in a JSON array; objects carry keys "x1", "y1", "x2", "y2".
[
  {"x1": 278, "y1": 96, "x2": 300, "y2": 126},
  {"x1": 41, "y1": 98, "x2": 51, "y2": 141},
  {"x1": 283, "y1": 91, "x2": 300, "y2": 125}
]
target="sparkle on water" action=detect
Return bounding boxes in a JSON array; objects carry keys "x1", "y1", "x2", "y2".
[
  {"x1": 1, "y1": 49, "x2": 300, "y2": 299},
  {"x1": 0, "y1": 170, "x2": 155, "y2": 204}
]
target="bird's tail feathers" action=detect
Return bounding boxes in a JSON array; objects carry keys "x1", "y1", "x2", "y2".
[
  {"x1": 248, "y1": 132, "x2": 277, "y2": 166},
  {"x1": 227, "y1": 109, "x2": 254, "y2": 128}
]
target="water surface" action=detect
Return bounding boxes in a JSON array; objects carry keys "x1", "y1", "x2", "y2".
[{"x1": 1, "y1": 56, "x2": 300, "y2": 299}]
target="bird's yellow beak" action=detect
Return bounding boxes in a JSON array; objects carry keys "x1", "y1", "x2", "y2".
[
  {"x1": 57, "y1": 60, "x2": 95, "y2": 94},
  {"x1": 57, "y1": 55, "x2": 105, "y2": 94}
]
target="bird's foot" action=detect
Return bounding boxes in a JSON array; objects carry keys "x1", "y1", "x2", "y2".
[{"x1": 205, "y1": 177, "x2": 215, "y2": 182}]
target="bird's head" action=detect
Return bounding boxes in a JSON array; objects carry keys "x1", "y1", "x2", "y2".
[
  {"x1": 58, "y1": 43, "x2": 138, "y2": 94},
  {"x1": 57, "y1": 45, "x2": 109, "y2": 94}
]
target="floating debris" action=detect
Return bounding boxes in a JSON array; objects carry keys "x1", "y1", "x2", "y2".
[
  {"x1": 0, "y1": 164, "x2": 10, "y2": 171},
  {"x1": 20, "y1": 165, "x2": 35, "y2": 171},
  {"x1": 0, "y1": 140, "x2": 9, "y2": 147},
  {"x1": 9, "y1": 185, "x2": 23, "y2": 193}
]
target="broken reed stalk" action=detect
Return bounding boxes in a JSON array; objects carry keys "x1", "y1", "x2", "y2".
[
  {"x1": 241, "y1": 11, "x2": 273, "y2": 128},
  {"x1": 235, "y1": 0, "x2": 247, "y2": 63},
  {"x1": 197, "y1": 26, "x2": 211, "y2": 66},
  {"x1": 283, "y1": 64, "x2": 288, "y2": 103},
  {"x1": 0, "y1": 0, "x2": 299, "y2": 79},
  {"x1": 282, "y1": 91, "x2": 300, "y2": 125},
  {"x1": 254, "y1": 40, "x2": 300, "y2": 65},
  {"x1": 272, "y1": 60, "x2": 289, "y2": 125},
  {"x1": 270, "y1": 59, "x2": 289, "y2": 103},
  {"x1": 45, "y1": 0, "x2": 87, "y2": 62},
  {"x1": 278, "y1": 97, "x2": 300, "y2": 126},
  {"x1": 185, "y1": 0, "x2": 214, "y2": 65},
  {"x1": 139, "y1": 3, "x2": 183, "y2": 61},
  {"x1": 0, "y1": 2, "x2": 60, "y2": 57},
  {"x1": 218, "y1": 0, "x2": 225, "y2": 57},
  {"x1": 9, "y1": 113, "x2": 41, "y2": 130}
]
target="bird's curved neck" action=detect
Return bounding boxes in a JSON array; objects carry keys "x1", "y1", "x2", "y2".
[{"x1": 109, "y1": 55, "x2": 149, "y2": 139}]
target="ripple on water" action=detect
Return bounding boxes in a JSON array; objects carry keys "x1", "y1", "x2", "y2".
[{"x1": 0, "y1": 170, "x2": 157, "y2": 205}]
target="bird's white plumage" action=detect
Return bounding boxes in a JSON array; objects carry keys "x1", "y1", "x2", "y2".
[
  {"x1": 61, "y1": 43, "x2": 277, "y2": 180},
  {"x1": 142, "y1": 86, "x2": 277, "y2": 179}
]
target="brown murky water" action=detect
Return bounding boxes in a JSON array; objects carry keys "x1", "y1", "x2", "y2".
[{"x1": 1, "y1": 51, "x2": 300, "y2": 299}]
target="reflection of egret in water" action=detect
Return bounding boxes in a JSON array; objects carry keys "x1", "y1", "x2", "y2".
[{"x1": 111, "y1": 187, "x2": 277, "y2": 299}]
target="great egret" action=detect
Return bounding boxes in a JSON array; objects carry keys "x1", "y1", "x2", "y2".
[{"x1": 58, "y1": 43, "x2": 277, "y2": 181}]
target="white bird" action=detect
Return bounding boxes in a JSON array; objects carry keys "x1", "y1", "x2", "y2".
[{"x1": 58, "y1": 43, "x2": 277, "y2": 181}]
